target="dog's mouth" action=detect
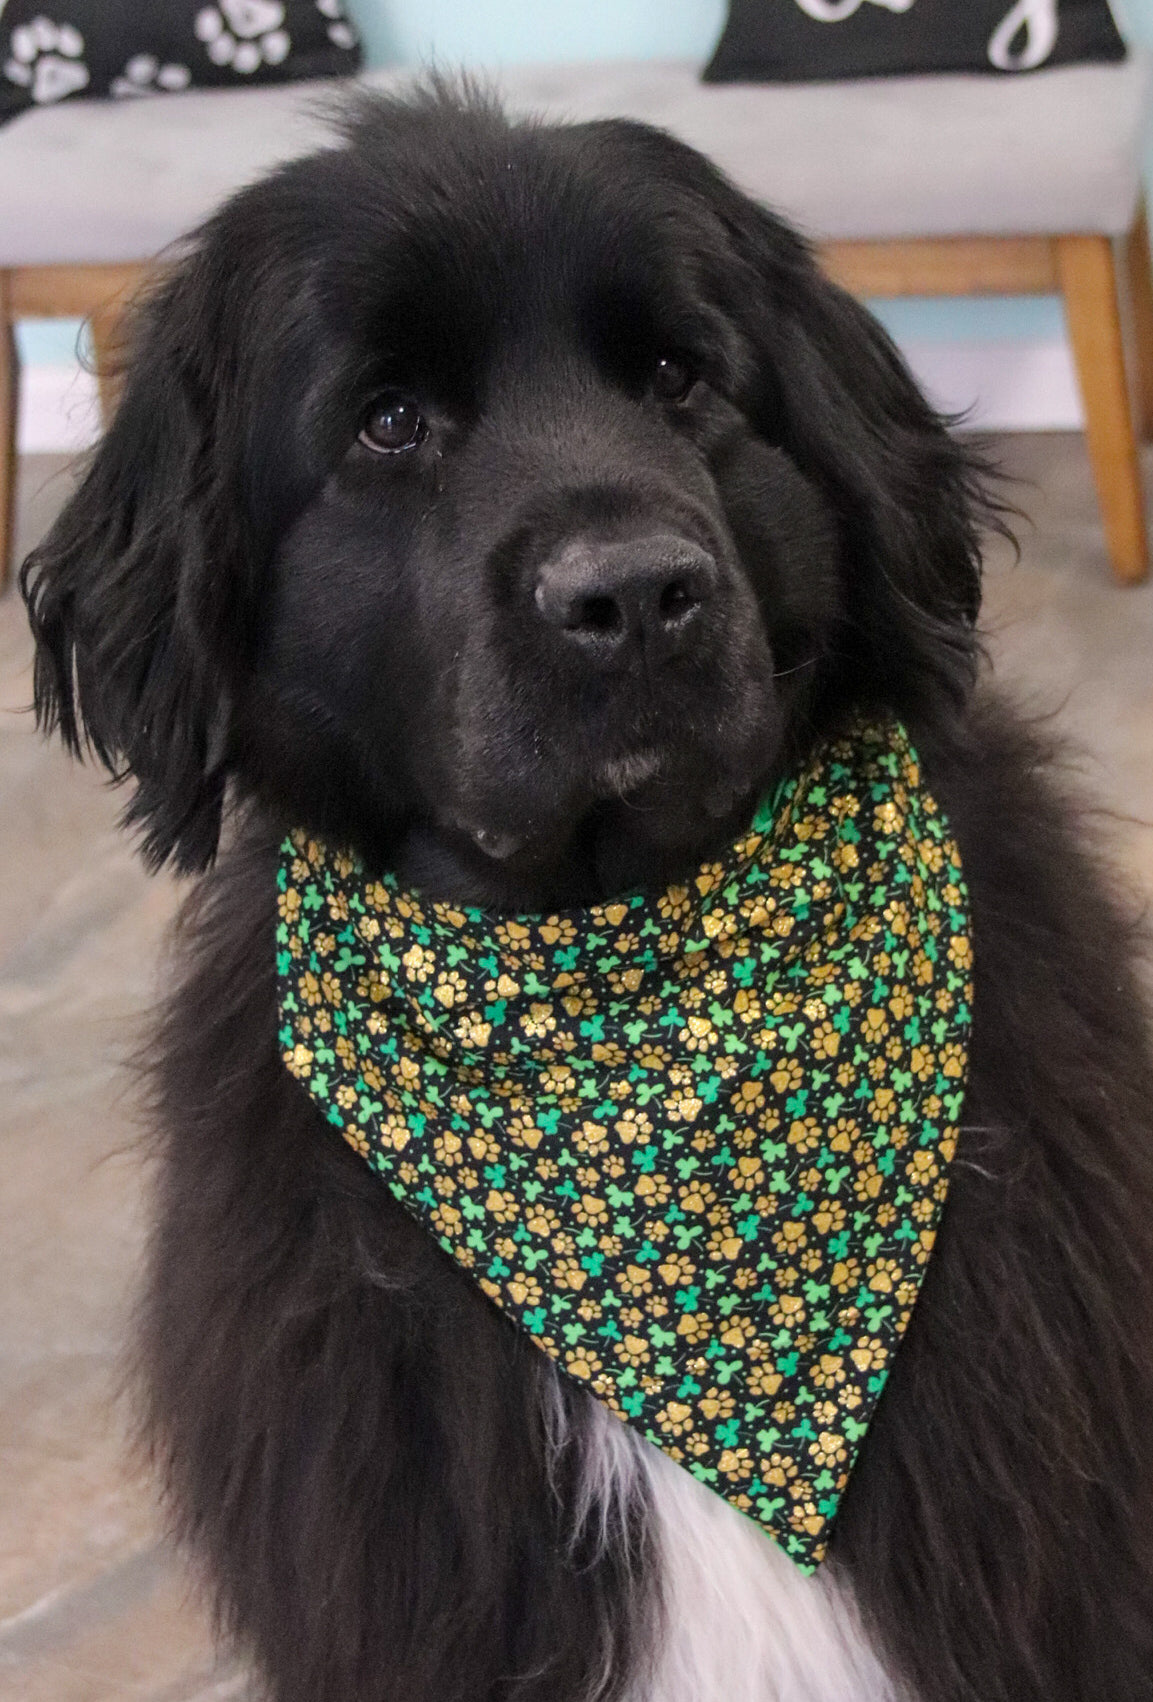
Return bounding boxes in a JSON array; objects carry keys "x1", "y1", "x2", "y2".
[
  {"x1": 589, "y1": 747, "x2": 758, "y2": 831},
  {"x1": 597, "y1": 749, "x2": 663, "y2": 798},
  {"x1": 437, "y1": 724, "x2": 777, "y2": 892},
  {"x1": 407, "y1": 556, "x2": 790, "y2": 901},
  {"x1": 449, "y1": 747, "x2": 681, "y2": 864}
]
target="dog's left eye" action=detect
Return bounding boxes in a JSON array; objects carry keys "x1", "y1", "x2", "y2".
[
  {"x1": 359, "y1": 392, "x2": 427, "y2": 454},
  {"x1": 651, "y1": 356, "x2": 696, "y2": 404}
]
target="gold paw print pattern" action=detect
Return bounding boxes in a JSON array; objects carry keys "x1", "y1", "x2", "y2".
[{"x1": 276, "y1": 719, "x2": 972, "y2": 1570}]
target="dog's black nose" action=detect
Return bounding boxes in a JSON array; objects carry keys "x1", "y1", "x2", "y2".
[{"x1": 534, "y1": 536, "x2": 716, "y2": 661}]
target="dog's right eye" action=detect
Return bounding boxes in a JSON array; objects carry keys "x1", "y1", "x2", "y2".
[
  {"x1": 651, "y1": 355, "x2": 696, "y2": 405},
  {"x1": 358, "y1": 392, "x2": 427, "y2": 454}
]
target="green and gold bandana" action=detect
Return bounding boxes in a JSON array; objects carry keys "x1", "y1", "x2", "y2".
[{"x1": 276, "y1": 719, "x2": 972, "y2": 1570}]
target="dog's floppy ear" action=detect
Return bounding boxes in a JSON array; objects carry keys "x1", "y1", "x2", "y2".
[
  {"x1": 20, "y1": 247, "x2": 271, "y2": 875},
  {"x1": 715, "y1": 190, "x2": 999, "y2": 722}
]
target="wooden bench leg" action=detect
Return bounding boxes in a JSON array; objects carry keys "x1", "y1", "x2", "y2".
[
  {"x1": 0, "y1": 272, "x2": 17, "y2": 596},
  {"x1": 1056, "y1": 232, "x2": 1149, "y2": 585},
  {"x1": 88, "y1": 299, "x2": 125, "y2": 428},
  {"x1": 1124, "y1": 207, "x2": 1153, "y2": 442}
]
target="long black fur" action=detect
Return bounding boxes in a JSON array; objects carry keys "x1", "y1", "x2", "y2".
[{"x1": 20, "y1": 84, "x2": 1153, "y2": 1702}]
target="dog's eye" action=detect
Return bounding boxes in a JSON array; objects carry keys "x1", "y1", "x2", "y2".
[
  {"x1": 359, "y1": 392, "x2": 426, "y2": 454},
  {"x1": 652, "y1": 356, "x2": 695, "y2": 404}
]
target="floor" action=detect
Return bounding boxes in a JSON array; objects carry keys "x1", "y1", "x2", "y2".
[{"x1": 1, "y1": 437, "x2": 1152, "y2": 1699}]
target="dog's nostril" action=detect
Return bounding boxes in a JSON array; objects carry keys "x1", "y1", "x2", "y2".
[
  {"x1": 658, "y1": 579, "x2": 698, "y2": 625},
  {"x1": 574, "y1": 595, "x2": 624, "y2": 635}
]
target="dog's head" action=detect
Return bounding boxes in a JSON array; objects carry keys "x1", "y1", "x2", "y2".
[{"x1": 22, "y1": 84, "x2": 989, "y2": 903}]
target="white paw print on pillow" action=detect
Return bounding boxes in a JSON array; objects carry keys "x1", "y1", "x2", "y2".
[
  {"x1": 195, "y1": 0, "x2": 291, "y2": 75},
  {"x1": 316, "y1": 0, "x2": 357, "y2": 50},
  {"x1": 111, "y1": 53, "x2": 193, "y2": 99},
  {"x1": 4, "y1": 14, "x2": 90, "y2": 105}
]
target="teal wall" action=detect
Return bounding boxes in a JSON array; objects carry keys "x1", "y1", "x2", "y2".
[
  {"x1": 352, "y1": 0, "x2": 726, "y2": 66},
  {"x1": 17, "y1": 0, "x2": 1153, "y2": 366},
  {"x1": 350, "y1": 0, "x2": 1148, "y2": 71}
]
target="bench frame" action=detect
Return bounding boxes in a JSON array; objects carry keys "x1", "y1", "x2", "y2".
[{"x1": 3, "y1": 221, "x2": 1152, "y2": 591}]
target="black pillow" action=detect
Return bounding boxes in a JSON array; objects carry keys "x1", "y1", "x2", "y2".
[
  {"x1": 704, "y1": 1, "x2": 1126, "y2": 84},
  {"x1": 1, "y1": 0, "x2": 361, "y2": 123}
]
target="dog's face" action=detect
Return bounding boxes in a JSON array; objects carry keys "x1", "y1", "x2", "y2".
[
  {"x1": 251, "y1": 106, "x2": 843, "y2": 900},
  {"x1": 22, "y1": 89, "x2": 986, "y2": 904}
]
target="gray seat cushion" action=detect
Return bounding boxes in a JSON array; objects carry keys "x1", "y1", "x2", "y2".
[{"x1": 1, "y1": 55, "x2": 1150, "y2": 268}]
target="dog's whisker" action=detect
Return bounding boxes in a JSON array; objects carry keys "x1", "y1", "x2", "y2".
[{"x1": 770, "y1": 655, "x2": 820, "y2": 681}]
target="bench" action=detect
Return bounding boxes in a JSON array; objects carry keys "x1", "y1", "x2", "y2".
[{"x1": 3, "y1": 55, "x2": 1152, "y2": 588}]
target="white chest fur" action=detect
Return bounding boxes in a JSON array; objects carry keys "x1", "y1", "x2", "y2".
[
  {"x1": 558, "y1": 1389, "x2": 900, "y2": 1702},
  {"x1": 635, "y1": 1439, "x2": 899, "y2": 1702}
]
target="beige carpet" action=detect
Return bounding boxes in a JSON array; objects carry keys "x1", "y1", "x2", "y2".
[{"x1": 1, "y1": 437, "x2": 1151, "y2": 1699}]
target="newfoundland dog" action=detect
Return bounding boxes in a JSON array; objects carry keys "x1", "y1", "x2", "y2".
[{"x1": 20, "y1": 84, "x2": 1153, "y2": 1702}]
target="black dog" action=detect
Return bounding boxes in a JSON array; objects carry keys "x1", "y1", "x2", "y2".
[{"x1": 21, "y1": 84, "x2": 1153, "y2": 1702}]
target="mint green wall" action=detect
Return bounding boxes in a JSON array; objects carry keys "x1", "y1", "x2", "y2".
[
  {"x1": 18, "y1": 0, "x2": 1153, "y2": 366},
  {"x1": 349, "y1": 0, "x2": 1149, "y2": 70},
  {"x1": 352, "y1": 0, "x2": 726, "y2": 66}
]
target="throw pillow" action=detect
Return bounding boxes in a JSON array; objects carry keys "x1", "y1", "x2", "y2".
[
  {"x1": 1, "y1": 0, "x2": 360, "y2": 123},
  {"x1": 704, "y1": 1, "x2": 1126, "y2": 84}
]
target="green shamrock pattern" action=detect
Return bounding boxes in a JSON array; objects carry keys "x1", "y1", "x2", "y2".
[{"x1": 276, "y1": 718, "x2": 972, "y2": 1570}]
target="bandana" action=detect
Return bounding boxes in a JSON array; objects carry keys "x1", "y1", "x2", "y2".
[{"x1": 276, "y1": 718, "x2": 971, "y2": 1571}]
